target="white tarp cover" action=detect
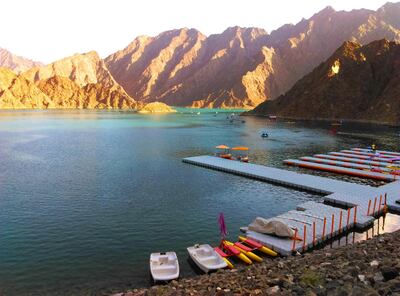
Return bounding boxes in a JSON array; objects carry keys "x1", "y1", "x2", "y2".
[{"x1": 248, "y1": 217, "x2": 294, "y2": 238}]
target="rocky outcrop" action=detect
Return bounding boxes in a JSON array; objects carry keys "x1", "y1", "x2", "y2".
[
  {"x1": 105, "y1": 3, "x2": 400, "y2": 109},
  {"x1": 137, "y1": 102, "x2": 177, "y2": 113},
  {"x1": 0, "y1": 48, "x2": 43, "y2": 73},
  {"x1": 0, "y1": 67, "x2": 53, "y2": 109},
  {"x1": 0, "y1": 52, "x2": 141, "y2": 110},
  {"x1": 249, "y1": 39, "x2": 400, "y2": 125},
  {"x1": 27, "y1": 51, "x2": 139, "y2": 109},
  {"x1": 0, "y1": 52, "x2": 140, "y2": 110},
  {"x1": 24, "y1": 51, "x2": 121, "y2": 88}
]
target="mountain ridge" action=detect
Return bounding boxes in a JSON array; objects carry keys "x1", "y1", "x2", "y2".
[
  {"x1": 1, "y1": 2, "x2": 400, "y2": 111},
  {"x1": 248, "y1": 39, "x2": 400, "y2": 125},
  {"x1": 0, "y1": 48, "x2": 43, "y2": 73},
  {"x1": 105, "y1": 2, "x2": 400, "y2": 108}
]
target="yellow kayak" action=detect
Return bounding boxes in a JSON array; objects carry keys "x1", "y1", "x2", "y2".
[
  {"x1": 238, "y1": 236, "x2": 278, "y2": 257},
  {"x1": 224, "y1": 240, "x2": 263, "y2": 263},
  {"x1": 221, "y1": 242, "x2": 253, "y2": 265},
  {"x1": 222, "y1": 257, "x2": 234, "y2": 269}
]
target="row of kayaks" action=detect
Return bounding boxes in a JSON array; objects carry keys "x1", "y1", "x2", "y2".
[{"x1": 149, "y1": 236, "x2": 277, "y2": 282}]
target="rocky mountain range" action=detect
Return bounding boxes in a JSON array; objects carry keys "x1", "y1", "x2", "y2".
[
  {"x1": 0, "y1": 48, "x2": 43, "y2": 73},
  {"x1": 0, "y1": 52, "x2": 139, "y2": 109},
  {"x1": 105, "y1": 2, "x2": 400, "y2": 108},
  {"x1": 249, "y1": 39, "x2": 400, "y2": 124},
  {"x1": 0, "y1": 2, "x2": 399, "y2": 111}
]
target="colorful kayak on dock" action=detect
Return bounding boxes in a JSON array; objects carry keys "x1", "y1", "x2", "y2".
[
  {"x1": 214, "y1": 247, "x2": 235, "y2": 269},
  {"x1": 216, "y1": 243, "x2": 253, "y2": 265},
  {"x1": 238, "y1": 236, "x2": 278, "y2": 257},
  {"x1": 222, "y1": 240, "x2": 260, "y2": 263}
]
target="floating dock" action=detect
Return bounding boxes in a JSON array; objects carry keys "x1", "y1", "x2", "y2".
[
  {"x1": 284, "y1": 159, "x2": 394, "y2": 181},
  {"x1": 353, "y1": 148, "x2": 400, "y2": 156},
  {"x1": 183, "y1": 147, "x2": 400, "y2": 256},
  {"x1": 314, "y1": 154, "x2": 393, "y2": 167},
  {"x1": 340, "y1": 149, "x2": 396, "y2": 159},
  {"x1": 329, "y1": 152, "x2": 392, "y2": 162},
  {"x1": 299, "y1": 156, "x2": 393, "y2": 172},
  {"x1": 183, "y1": 155, "x2": 372, "y2": 194},
  {"x1": 245, "y1": 201, "x2": 363, "y2": 255}
]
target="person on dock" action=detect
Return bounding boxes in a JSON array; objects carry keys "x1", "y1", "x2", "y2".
[{"x1": 371, "y1": 144, "x2": 377, "y2": 154}]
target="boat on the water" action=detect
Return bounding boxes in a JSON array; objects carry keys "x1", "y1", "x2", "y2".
[
  {"x1": 187, "y1": 244, "x2": 227, "y2": 273},
  {"x1": 149, "y1": 252, "x2": 179, "y2": 282},
  {"x1": 261, "y1": 131, "x2": 269, "y2": 138}
]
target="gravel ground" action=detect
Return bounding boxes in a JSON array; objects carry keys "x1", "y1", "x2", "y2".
[{"x1": 112, "y1": 230, "x2": 400, "y2": 295}]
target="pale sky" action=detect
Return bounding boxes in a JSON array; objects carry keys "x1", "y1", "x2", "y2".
[{"x1": 0, "y1": 0, "x2": 390, "y2": 63}]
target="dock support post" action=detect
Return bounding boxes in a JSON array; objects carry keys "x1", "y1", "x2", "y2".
[
  {"x1": 322, "y1": 217, "x2": 326, "y2": 240},
  {"x1": 373, "y1": 197, "x2": 377, "y2": 216},
  {"x1": 378, "y1": 195, "x2": 382, "y2": 214},
  {"x1": 292, "y1": 228, "x2": 298, "y2": 253},
  {"x1": 353, "y1": 206, "x2": 357, "y2": 225},
  {"x1": 302, "y1": 225, "x2": 307, "y2": 251},
  {"x1": 331, "y1": 214, "x2": 335, "y2": 238},
  {"x1": 384, "y1": 193, "x2": 388, "y2": 214},
  {"x1": 312, "y1": 221, "x2": 316, "y2": 246},
  {"x1": 346, "y1": 208, "x2": 350, "y2": 229},
  {"x1": 367, "y1": 199, "x2": 371, "y2": 216},
  {"x1": 339, "y1": 211, "x2": 343, "y2": 234}
]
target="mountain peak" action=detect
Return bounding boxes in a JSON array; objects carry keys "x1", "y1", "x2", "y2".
[
  {"x1": 0, "y1": 48, "x2": 43, "y2": 73},
  {"x1": 380, "y1": 1, "x2": 400, "y2": 10},
  {"x1": 314, "y1": 5, "x2": 336, "y2": 17}
]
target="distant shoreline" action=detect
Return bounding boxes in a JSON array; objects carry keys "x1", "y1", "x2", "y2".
[{"x1": 242, "y1": 113, "x2": 400, "y2": 128}]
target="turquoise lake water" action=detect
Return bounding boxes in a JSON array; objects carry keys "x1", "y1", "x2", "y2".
[{"x1": 0, "y1": 109, "x2": 399, "y2": 295}]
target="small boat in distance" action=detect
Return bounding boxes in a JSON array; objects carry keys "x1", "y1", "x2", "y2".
[
  {"x1": 331, "y1": 120, "x2": 343, "y2": 126},
  {"x1": 149, "y1": 252, "x2": 179, "y2": 282},
  {"x1": 187, "y1": 244, "x2": 228, "y2": 273},
  {"x1": 268, "y1": 115, "x2": 277, "y2": 121},
  {"x1": 261, "y1": 131, "x2": 269, "y2": 138}
]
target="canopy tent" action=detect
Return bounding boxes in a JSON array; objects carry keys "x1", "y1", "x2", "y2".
[
  {"x1": 215, "y1": 145, "x2": 230, "y2": 149},
  {"x1": 231, "y1": 146, "x2": 249, "y2": 151},
  {"x1": 215, "y1": 145, "x2": 232, "y2": 159},
  {"x1": 231, "y1": 147, "x2": 249, "y2": 162}
]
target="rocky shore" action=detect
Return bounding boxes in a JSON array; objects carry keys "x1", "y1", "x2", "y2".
[{"x1": 113, "y1": 230, "x2": 400, "y2": 295}]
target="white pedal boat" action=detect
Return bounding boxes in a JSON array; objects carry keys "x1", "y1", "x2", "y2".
[
  {"x1": 149, "y1": 252, "x2": 179, "y2": 281},
  {"x1": 187, "y1": 244, "x2": 227, "y2": 273}
]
